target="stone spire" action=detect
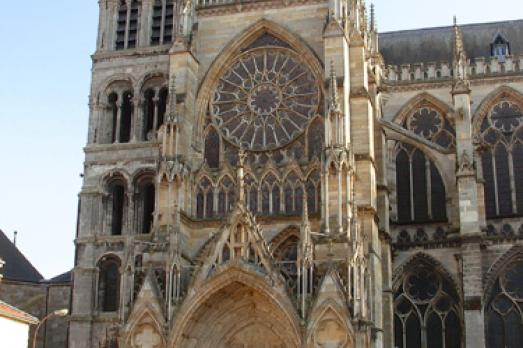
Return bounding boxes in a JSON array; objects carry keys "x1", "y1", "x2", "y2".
[
  {"x1": 369, "y1": 3, "x2": 376, "y2": 32},
  {"x1": 452, "y1": 16, "x2": 470, "y2": 93}
]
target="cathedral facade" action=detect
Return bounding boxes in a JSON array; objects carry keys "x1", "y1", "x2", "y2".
[{"x1": 69, "y1": 0, "x2": 523, "y2": 347}]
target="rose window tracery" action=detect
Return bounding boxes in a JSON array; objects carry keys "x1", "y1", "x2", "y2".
[
  {"x1": 211, "y1": 47, "x2": 320, "y2": 151},
  {"x1": 404, "y1": 106, "x2": 455, "y2": 149}
]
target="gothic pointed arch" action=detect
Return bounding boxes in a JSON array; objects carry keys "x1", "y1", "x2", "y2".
[
  {"x1": 393, "y1": 253, "x2": 463, "y2": 348},
  {"x1": 473, "y1": 86, "x2": 523, "y2": 218},
  {"x1": 393, "y1": 93, "x2": 456, "y2": 150},
  {"x1": 193, "y1": 18, "x2": 325, "y2": 143},
  {"x1": 169, "y1": 266, "x2": 301, "y2": 348},
  {"x1": 271, "y1": 226, "x2": 300, "y2": 295},
  {"x1": 483, "y1": 246, "x2": 523, "y2": 347}
]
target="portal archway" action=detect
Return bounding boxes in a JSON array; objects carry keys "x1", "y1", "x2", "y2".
[{"x1": 170, "y1": 267, "x2": 300, "y2": 347}]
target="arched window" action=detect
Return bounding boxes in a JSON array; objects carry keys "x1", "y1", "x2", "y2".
[
  {"x1": 151, "y1": 0, "x2": 175, "y2": 45},
  {"x1": 115, "y1": 0, "x2": 140, "y2": 50},
  {"x1": 196, "y1": 177, "x2": 213, "y2": 219},
  {"x1": 108, "y1": 182, "x2": 126, "y2": 235},
  {"x1": 394, "y1": 259, "x2": 462, "y2": 348},
  {"x1": 395, "y1": 143, "x2": 447, "y2": 224},
  {"x1": 261, "y1": 174, "x2": 280, "y2": 215},
  {"x1": 480, "y1": 99, "x2": 523, "y2": 218},
  {"x1": 137, "y1": 180, "x2": 155, "y2": 234},
  {"x1": 485, "y1": 256, "x2": 523, "y2": 347},
  {"x1": 204, "y1": 127, "x2": 220, "y2": 169},
  {"x1": 98, "y1": 256, "x2": 121, "y2": 312},
  {"x1": 217, "y1": 176, "x2": 235, "y2": 216}
]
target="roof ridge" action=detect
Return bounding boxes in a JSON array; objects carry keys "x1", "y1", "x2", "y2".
[{"x1": 380, "y1": 18, "x2": 523, "y2": 36}]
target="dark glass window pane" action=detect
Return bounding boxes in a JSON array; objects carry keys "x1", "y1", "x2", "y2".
[
  {"x1": 431, "y1": 163, "x2": 447, "y2": 221},
  {"x1": 99, "y1": 260, "x2": 120, "y2": 312},
  {"x1": 486, "y1": 309, "x2": 505, "y2": 348},
  {"x1": 405, "y1": 314, "x2": 421, "y2": 348},
  {"x1": 204, "y1": 128, "x2": 220, "y2": 169},
  {"x1": 308, "y1": 118, "x2": 324, "y2": 160},
  {"x1": 120, "y1": 91, "x2": 133, "y2": 143},
  {"x1": 394, "y1": 315, "x2": 404, "y2": 348},
  {"x1": 196, "y1": 192, "x2": 204, "y2": 218},
  {"x1": 141, "y1": 184, "x2": 155, "y2": 234},
  {"x1": 513, "y1": 143, "x2": 523, "y2": 214},
  {"x1": 445, "y1": 311, "x2": 461, "y2": 348},
  {"x1": 505, "y1": 310, "x2": 522, "y2": 348},
  {"x1": 262, "y1": 186, "x2": 270, "y2": 214},
  {"x1": 396, "y1": 149, "x2": 411, "y2": 223},
  {"x1": 143, "y1": 90, "x2": 155, "y2": 140},
  {"x1": 157, "y1": 88, "x2": 168, "y2": 128},
  {"x1": 111, "y1": 185, "x2": 125, "y2": 235},
  {"x1": 482, "y1": 152, "x2": 497, "y2": 218},
  {"x1": 495, "y1": 144, "x2": 512, "y2": 216},
  {"x1": 272, "y1": 186, "x2": 280, "y2": 214},
  {"x1": 427, "y1": 312, "x2": 443, "y2": 348},
  {"x1": 412, "y1": 150, "x2": 428, "y2": 222},
  {"x1": 249, "y1": 187, "x2": 257, "y2": 213},
  {"x1": 206, "y1": 190, "x2": 214, "y2": 218}
]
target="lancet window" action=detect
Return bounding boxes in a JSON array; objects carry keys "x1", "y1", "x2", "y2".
[
  {"x1": 284, "y1": 172, "x2": 303, "y2": 215},
  {"x1": 485, "y1": 255, "x2": 523, "y2": 347},
  {"x1": 244, "y1": 174, "x2": 258, "y2": 213},
  {"x1": 395, "y1": 143, "x2": 447, "y2": 224},
  {"x1": 306, "y1": 169, "x2": 321, "y2": 214},
  {"x1": 136, "y1": 179, "x2": 155, "y2": 234},
  {"x1": 203, "y1": 127, "x2": 220, "y2": 169},
  {"x1": 107, "y1": 179, "x2": 126, "y2": 236},
  {"x1": 261, "y1": 174, "x2": 281, "y2": 215},
  {"x1": 115, "y1": 0, "x2": 140, "y2": 50},
  {"x1": 196, "y1": 177, "x2": 213, "y2": 219},
  {"x1": 217, "y1": 176, "x2": 235, "y2": 216},
  {"x1": 151, "y1": 0, "x2": 175, "y2": 45},
  {"x1": 98, "y1": 256, "x2": 121, "y2": 312},
  {"x1": 479, "y1": 99, "x2": 523, "y2": 218},
  {"x1": 394, "y1": 260, "x2": 462, "y2": 348}
]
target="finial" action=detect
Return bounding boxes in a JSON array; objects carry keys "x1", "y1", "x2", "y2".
[{"x1": 453, "y1": 15, "x2": 457, "y2": 26}]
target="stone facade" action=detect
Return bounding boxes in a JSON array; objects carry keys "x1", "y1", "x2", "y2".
[{"x1": 69, "y1": 1, "x2": 523, "y2": 347}]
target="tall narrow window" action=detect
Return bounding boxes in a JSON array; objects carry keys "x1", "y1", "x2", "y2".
[
  {"x1": 110, "y1": 184, "x2": 125, "y2": 235},
  {"x1": 394, "y1": 259, "x2": 462, "y2": 348},
  {"x1": 151, "y1": 0, "x2": 175, "y2": 45},
  {"x1": 307, "y1": 118, "x2": 324, "y2": 160},
  {"x1": 119, "y1": 91, "x2": 133, "y2": 143},
  {"x1": 217, "y1": 176, "x2": 235, "y2": 216},
  {"x1": 196, "y1": 177, "x2": 213, "y2": 219},
  {"x1": 143, "y1": 89, "x2": 155, "y2": 140},
  {"x1": 115, "y1": 0, "x2": 140, "y2": 50},
  {"x1": 395, "y1": 143, "x2": 447, "y2": 224},
  {"x1": 485, "y1": 256, "x2": 523, "y2": 348},
  {"x1": 108, "y1": 93, "x2": 119, "y2": 144},
  {"x1": 98, "y1": 257, "x2": 121, "y2": 312},
  {"x1": 480, "y1": 99, "x2": 523, "y2": 218},
  {"x1": 140, "y1": 183, "x2": 155, "y2": 234},
  {"x1": 157, "y1": 87, "x2": 168, "y2": 127}
]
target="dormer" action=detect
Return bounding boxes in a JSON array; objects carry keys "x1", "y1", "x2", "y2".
[{"x1": 491, "y1": 32, "x2": 510, "y2": 61}]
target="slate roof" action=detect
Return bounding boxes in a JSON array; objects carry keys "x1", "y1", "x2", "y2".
[
  {"x1": 44, "y1": 270, "x2": 72, "y2": 284},
  {"x1": 380, "y1": 19, "x2": 523, "y2": 65},
  {"x1": 0, "y1": 229, "x2": 43, "y2": 283},
  {"x1": 0, "y1": 300, "x2": 39, "y2": 325}
]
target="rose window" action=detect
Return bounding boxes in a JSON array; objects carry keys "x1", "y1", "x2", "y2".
[
  {"x1": 407, "y1": 107, "x2": 442, "y2": 138},
  {"x1": 210, "y1": 48, "x2": 320, "y2": 151}
]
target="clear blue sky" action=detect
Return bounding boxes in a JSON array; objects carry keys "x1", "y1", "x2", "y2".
[{"x1": 0, "y1": 1, "x2": 521, "y2": 278}]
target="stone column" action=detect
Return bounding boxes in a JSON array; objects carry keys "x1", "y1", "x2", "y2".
[{"x1": 453, "y1": 84, "x2": 486, "y2": 347}]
